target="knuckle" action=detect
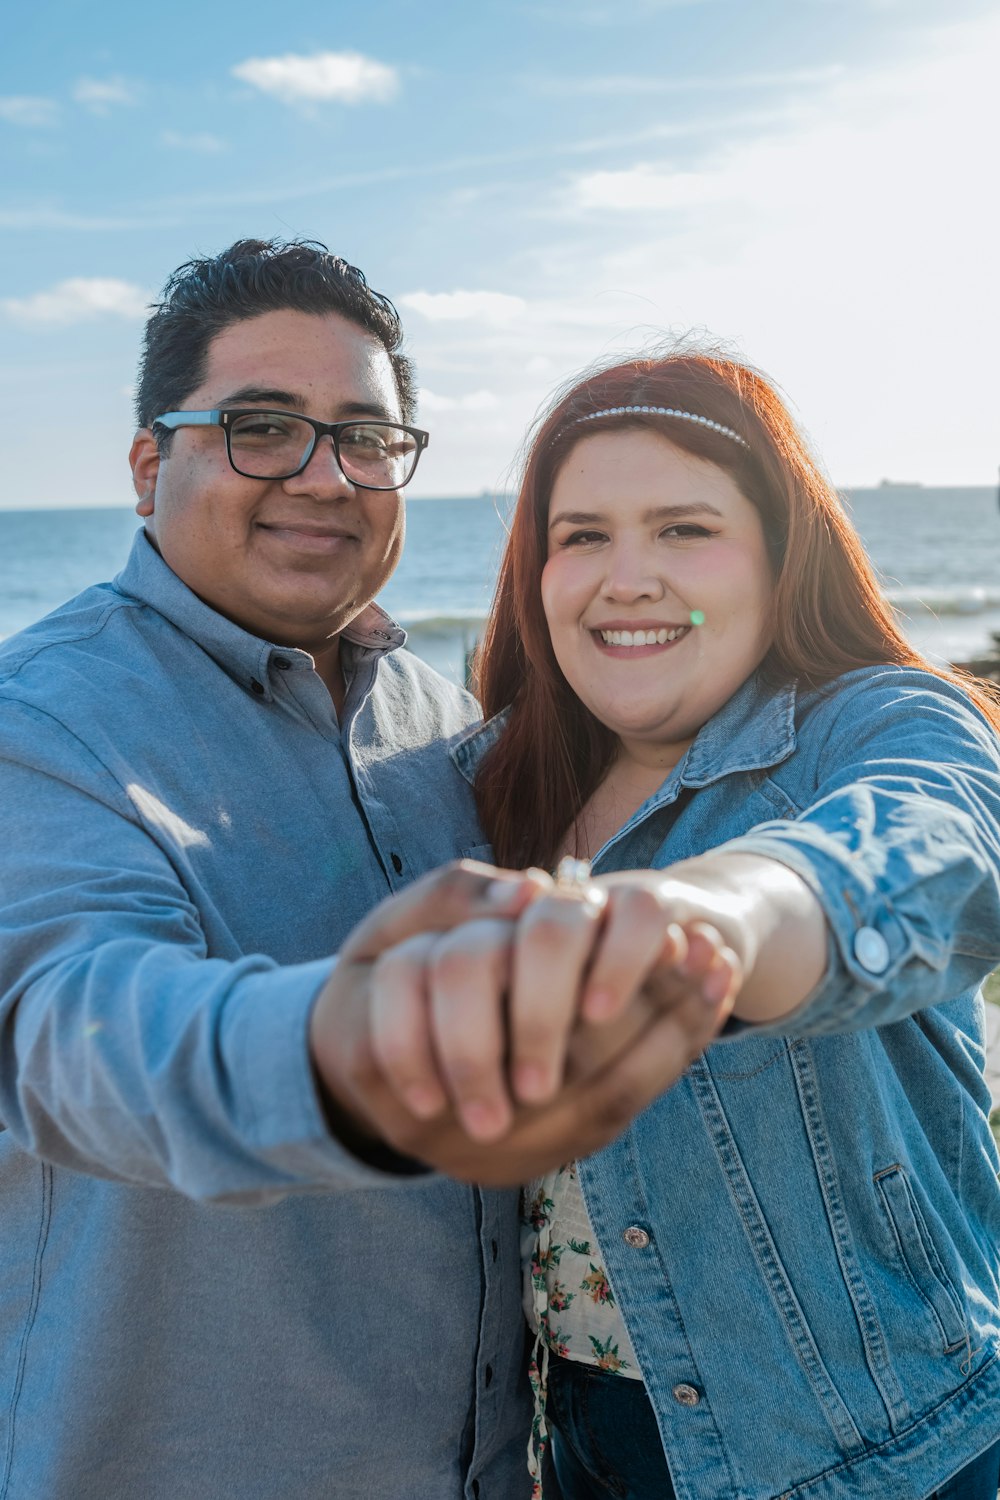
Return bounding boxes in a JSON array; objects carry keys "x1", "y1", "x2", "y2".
[
  {"x1": 613, "y1": 884, "x2": 663, "y2": 925},
  {"x1": 524, "y1": 902, "x2": 595, "y2": 947}
]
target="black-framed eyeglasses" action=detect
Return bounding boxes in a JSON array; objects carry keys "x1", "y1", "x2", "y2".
[{"x1": 152, "y1": 409, "x2": 429, "y2": 490}]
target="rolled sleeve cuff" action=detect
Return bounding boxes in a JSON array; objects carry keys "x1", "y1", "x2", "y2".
[
  {"x1": 717, "y1": 826, "x2": 931, "y2": 1035},
  {"x1": 223, "y1": 957, "x2": 431, "y2": 1189}
]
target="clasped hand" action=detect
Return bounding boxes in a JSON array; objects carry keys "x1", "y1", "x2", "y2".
[{"x1": 310, "y1": 860, "x2": 747, "y2": 1184}]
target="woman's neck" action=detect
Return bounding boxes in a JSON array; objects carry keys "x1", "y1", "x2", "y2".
[{"x1": 557, "y1": 743, "x2": 687, "y2": 862}]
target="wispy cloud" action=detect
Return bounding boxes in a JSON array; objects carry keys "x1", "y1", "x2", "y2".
[
  {"x1": 231, "y1": 50, "x2": 398, "y2": 106},
  {"x1": 401, "y1": 291, "x2": 527, "y2": 325},
  {"x1": 160, "y1": 129, "x2": 228, "y2": 153},
  {"x1": 570, "y1": 163, "x2": 720, "y2": 211},
  {"x1": 0, "y1": 95, "x2": 60, "y2": 128},
  {"x1": 522, "y1": 65, "x2": 845, "y2": 97},
  {"x1": 418, "y1": 388, "x2": 500, "y2": 413},
  {"x1": 72, "y1": 76, "x2": 139, "y2": 114},
  {"x1": 3, "y1": 278, "x2": 150, "y2": 325}
]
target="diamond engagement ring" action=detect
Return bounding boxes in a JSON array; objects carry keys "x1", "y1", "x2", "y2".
[{"x1": 554, "y1": 855, "x2": 593, "y2": 890}]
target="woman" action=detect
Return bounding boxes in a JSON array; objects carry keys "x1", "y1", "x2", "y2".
[{"x1": 465, "y1": 352, "x2": 1000, "y2": 1499}]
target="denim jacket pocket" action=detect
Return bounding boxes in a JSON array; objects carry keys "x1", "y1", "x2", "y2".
[{"x1": 874, "y1": 1164, "x2": 968, "y2": 1353}]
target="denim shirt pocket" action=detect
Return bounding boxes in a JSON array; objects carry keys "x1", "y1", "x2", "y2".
[{"x1": 873, "y1": 1164, "x2": 968, "y2": 1353}]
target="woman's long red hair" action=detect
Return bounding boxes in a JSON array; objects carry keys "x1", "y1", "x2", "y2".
[{"x1": 474, "y1": 352, "x2": 1000, "y2": 868}]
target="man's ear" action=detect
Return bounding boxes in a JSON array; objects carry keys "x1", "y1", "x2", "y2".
[{"x1": 130, "y1": 429, "x2": 160, "y2": 518}]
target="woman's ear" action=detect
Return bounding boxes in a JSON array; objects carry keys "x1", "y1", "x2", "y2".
[{"x1": 130, "y1": 429, "x2": 160, "y2": 518}]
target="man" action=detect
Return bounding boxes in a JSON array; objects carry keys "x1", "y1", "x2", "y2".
[{"x1": 0, "y1": 240, "x2": 727, "y2": 1498}]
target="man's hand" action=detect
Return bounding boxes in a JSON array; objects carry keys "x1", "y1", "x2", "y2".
[{"x1": 308, "y1": 860, "x2": 741, "y2": 1180}]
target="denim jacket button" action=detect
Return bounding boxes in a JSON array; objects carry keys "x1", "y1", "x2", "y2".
[
  {"x1": 623, "y1": 1225, "x2": 650, "y2": 1249},
  {"x1": 854, "y1": 926, "x2": 890, "y2": 973},
  {"x1": 672, "y1": 1383, "x2": 701, "y2": 1407}
]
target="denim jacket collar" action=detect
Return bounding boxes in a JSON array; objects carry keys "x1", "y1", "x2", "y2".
[
  {"x1": 113, "y1": 530, "x2": 406, "y2": 702},
  {"x1": 452, "y1": 672, "x2": 799, "y2": 799}
]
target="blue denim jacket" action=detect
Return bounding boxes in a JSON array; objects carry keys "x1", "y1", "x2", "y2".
[
  {"x1": 0, "y1": 532, "x2": 530, "y2": 1500},
  {"x1": 456, "y1": 667, "x2": 1000, "y2": 1499}
]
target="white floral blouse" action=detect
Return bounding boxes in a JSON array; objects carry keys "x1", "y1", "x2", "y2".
[{"x1": 521, "y1": 1162, "x2": 643, "y2": 1495}]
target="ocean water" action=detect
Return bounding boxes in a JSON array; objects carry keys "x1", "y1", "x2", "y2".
[{"x1": 0, "y1": 487, "x2": 997, "y2": 684}]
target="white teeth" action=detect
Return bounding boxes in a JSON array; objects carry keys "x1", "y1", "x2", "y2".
[{"x1": 598, "y1": 626, "x2": 689, "y2": 647}]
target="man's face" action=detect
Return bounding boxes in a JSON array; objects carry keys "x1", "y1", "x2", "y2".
[{"x1": 130, "y1": 308, "x2": 406, "y2": 652}]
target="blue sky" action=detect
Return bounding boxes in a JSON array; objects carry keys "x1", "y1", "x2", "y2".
[{"x1": 2, "y1": 0, "x2": 998, "y2": 507}]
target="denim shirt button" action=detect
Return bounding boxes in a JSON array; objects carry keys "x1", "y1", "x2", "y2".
[
  {"x1": 854, "y1": 926, "x2": 890, "y2": 973},
  {"x1": 672, "y1": 1383, "x2": 701, "y2": 1407},
  {"x1": 623, "y1": 1225, "x2": 650, "y2": 1249}
]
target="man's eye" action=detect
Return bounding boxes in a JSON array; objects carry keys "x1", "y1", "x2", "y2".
[
  {"x1": 230, "y1": 413, "x2": 299, "y2": 440},
  {"x1": 341, "y1": 426, "x2": 391, "y2": 453}
]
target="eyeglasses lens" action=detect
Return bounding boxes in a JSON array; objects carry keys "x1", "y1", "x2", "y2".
[{"x1": 228, "y1": 413, "x2": 417, "y2": 487}]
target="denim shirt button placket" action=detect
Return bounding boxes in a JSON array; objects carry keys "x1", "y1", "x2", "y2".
[
  {"x1": 623, "y1": 1225, "x2": 650, "y2": 1249},
  {"x1": 672, "y1": 1383, "x2": 701, "y2": 1407}
]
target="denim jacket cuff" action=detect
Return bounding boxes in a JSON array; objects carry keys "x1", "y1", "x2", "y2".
[{"x1": 716, "y1": 827, "x2": 924, "y2": 1035}]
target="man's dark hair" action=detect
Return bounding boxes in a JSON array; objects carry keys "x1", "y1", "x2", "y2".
[{"x1": 135, "y1": 238, "x2": 416, "y2": 447}]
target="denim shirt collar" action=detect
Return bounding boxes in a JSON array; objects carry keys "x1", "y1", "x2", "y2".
[
  {"x1": 112, "y1": 530, "x2": 406, "y2": 702},
  {"x1": 451, "y1": 672, "x2": 799, "y2": 797}
]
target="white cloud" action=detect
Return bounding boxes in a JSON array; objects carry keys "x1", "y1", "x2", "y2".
[
  {"x1": 160, "y1": 129, "x2": 228, "y2": 153},
  {"x1": 3, "y1": 278, "x2": 150, "y2": 325},
  {"x1": 0, "y1": 95, "x2": 60, "y2": 128},
  {"x1": 231, "y1": 51, "x2": 398, "y2": 106},
  {"x1": 72, "y1": 76, "x2": 138, "y2": 114},
  {"x1": 400, "y1": 290, "x2": 527, "y2": 325},
  {"x1": 418, "y1": 388, "x2": 500, "y2": 413},
  {"x1": 571, "y1": 163, "x2": 721, "y2": 211}
]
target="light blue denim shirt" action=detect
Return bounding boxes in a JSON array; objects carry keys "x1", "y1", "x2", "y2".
[
  {"x1": 0, "y1": 531, "x2": 530, "y2": 1500},
  {"x1": 457, "y1": 667, "x2": 1000, "y2": 1500}
]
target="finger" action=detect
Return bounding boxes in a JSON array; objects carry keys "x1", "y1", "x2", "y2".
[
  {"x1": 580, "y1": 882, "x2": 688, "y2": 1023},
  {"x1": 508, "y1": 891, "x2": 606, "y2": 1105},
  {"x1": 674, "y1": 921, "x2": 727, "y2": 979},
  {"x1": 369, "y1": 934, "x2": 448, "y2": 1120},
  {"x1": 558, "y1": 981, "x2": 735, "y2": 1159},
  {"x1": 426, "y1": 918, "x2": 515, "y2": 1142},
  {"x1": 342, "y1": 861, "x2": 551, "y2": 963}
]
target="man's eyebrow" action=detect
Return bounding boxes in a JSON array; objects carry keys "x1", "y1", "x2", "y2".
[
  {"x1": 548, "y1": 501, "x2": 724, "y2": 529},
  {"x1": 219, "y1": 387, "x2": 398, "y2": 421}
]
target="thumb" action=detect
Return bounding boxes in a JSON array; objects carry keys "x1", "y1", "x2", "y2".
[{"x1": 341, "y1": 860, "x2": 550, "y2": 962}]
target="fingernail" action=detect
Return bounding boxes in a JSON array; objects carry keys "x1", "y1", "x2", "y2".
[
  {"x1": 402, "y1": 1084, "x2": 445, "y2": 1119},
  {"x1": 485, "y1": 879, "x2": 523, "y2": 907},
  {"x1": 460, "y1": 1099, "x2": 509, "y2": 1141},
  {"x1": 583, "y1": 987, "x2": 617, "y2": 1022},
  {"x1": 701, "y1": 965, "x2": 731, "y2": 1005}
]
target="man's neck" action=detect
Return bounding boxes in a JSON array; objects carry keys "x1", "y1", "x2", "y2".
[{"x1": 312, "y1": 638, "x2": 346, "y2": 716}]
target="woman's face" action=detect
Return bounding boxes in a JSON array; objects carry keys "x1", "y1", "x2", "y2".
[{"x1": 541, "y1": 427, "x2": 774, "y2": 766}]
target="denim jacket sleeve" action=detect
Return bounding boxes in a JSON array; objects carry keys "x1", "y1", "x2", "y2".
[
  {"x1": 0, "y1": 699, "x2": 409, "y2": 1203},
  {"x1": 719, "y1": 668, "x2": 1000, "y2": 1036}
]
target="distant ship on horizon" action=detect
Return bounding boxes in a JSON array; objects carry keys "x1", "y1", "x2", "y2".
[{"x1": 878, "y1": 478, "x2": 923, "y2": 489}]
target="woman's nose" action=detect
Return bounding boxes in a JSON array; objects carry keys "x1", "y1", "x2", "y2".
[{"x1": 600, "y1": 548, "x2": 665, "y2": 602}]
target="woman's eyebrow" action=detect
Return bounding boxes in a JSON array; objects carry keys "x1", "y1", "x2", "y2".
[{"x1": 548, "y1": 500, "x2": 724, "y2": 530}]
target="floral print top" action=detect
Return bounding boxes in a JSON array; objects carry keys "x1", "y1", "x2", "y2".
[
  {"x1": 521, "y1": 1162, "x2": 644, "y2": 1495},
  {"x1": 522, "y1": 1161, "x2": 642, "y2": 1379}
]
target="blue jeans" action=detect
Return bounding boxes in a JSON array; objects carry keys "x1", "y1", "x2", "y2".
[{"x1": 546, "y1": 1357, "x2": 1000, "y2": 1500}]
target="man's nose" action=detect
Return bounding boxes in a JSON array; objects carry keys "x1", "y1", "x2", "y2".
[{"x1": 283, "y1": 435, "x2": 355, "y2": 499}]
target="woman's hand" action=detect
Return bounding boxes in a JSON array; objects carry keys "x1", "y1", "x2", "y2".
[{"x1": 351, "y1": 870, "x2": 743, "y2": 1143}]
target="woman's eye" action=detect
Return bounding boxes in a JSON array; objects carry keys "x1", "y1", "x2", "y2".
[
  {"x1": 661, "y1": 523, "x2": 713, "y2": 540},
  {"x1": 562, "y1": 529, "x2": 607, "y2": 547}
]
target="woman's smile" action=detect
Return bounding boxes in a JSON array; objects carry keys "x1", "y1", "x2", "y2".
[{"x1": 542, "y1": 428, "x2": 773, "y2": 765}]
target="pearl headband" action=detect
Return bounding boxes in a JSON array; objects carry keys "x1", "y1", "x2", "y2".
[{"x1": 572, "y1": 404, "x2": 750, "y2": 451}]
